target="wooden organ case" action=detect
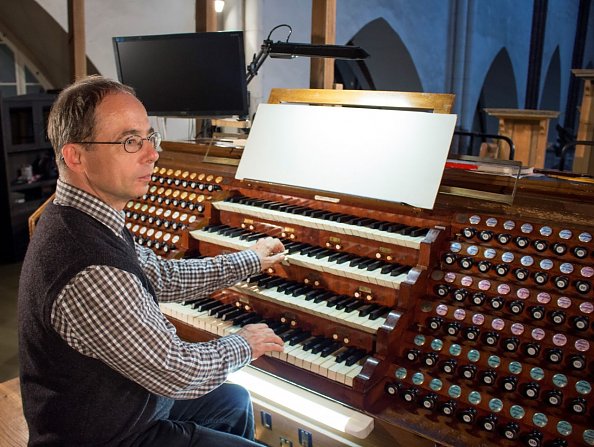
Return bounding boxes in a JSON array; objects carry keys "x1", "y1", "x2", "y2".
[{"x1": 129, "y1": 89, "x2": 594, "y2": 447}]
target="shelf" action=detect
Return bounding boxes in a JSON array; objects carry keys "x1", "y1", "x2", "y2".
[
  {"x1": 7, "y1": 144, "x2": 53, "y2": 154},
  {"x1": 11, "y1": 179, "x2": 56, "y2": 192}
]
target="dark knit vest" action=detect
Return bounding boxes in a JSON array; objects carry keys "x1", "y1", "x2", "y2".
[{"x1": 18, "y1": 203, "x2": 173, "y2": 446}]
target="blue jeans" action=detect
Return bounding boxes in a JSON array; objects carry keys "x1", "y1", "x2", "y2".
[{"x1": 131, "y1": 383, "x2": 262, "y2": 446}]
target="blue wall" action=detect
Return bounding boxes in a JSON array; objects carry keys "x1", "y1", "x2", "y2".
[{"x1": 332, "y1": 0, "x2": 594, "y2": 148}]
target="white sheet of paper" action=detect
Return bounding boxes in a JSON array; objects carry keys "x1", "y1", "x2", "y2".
[{"x1": 236, "y1": 103, "x2": 457, "y2": 209}]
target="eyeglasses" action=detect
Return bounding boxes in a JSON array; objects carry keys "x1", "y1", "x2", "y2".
[{"x1": 72, "y1": 131, "x2": 162, "y2": 154}]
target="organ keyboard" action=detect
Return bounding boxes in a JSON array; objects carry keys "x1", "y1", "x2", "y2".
[{"x1": 131, "y1": 89, "x2": 594, "y2": 447}]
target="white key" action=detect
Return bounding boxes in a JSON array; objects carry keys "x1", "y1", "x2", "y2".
[{"x1": 214, "y1": 201, "x2": 425, "y2": 249}]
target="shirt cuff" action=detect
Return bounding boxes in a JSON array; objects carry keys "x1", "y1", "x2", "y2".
[
  {"x1": 218, "y1": 333, "x2": 252, "y2": 370},
  {"x1": 237, "y1": 249, "x2": 262, "y2": 275}
]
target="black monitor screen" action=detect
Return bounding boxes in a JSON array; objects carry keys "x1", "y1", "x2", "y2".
[{"x1": 113, "y1": 31, "x2": 248, "y2": 118}]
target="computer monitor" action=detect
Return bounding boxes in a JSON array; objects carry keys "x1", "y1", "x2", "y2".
[{"x1": 113, "y1": 31, "x2": 248, "y2": 118}]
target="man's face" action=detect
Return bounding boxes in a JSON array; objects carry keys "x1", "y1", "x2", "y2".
[{"x1": 78, "y1": 92, "x2": 159, "y2": 210}]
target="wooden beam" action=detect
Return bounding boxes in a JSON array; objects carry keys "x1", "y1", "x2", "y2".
[
  {"x1": 310, "y1": 0, "x2": 336, "y2": 89},
  {"x1": 196, "y1": 0, "x2": 217, "y2": 32},
  {"x1": 67, "y1": 0, "x2": 86, "y2": 81}
]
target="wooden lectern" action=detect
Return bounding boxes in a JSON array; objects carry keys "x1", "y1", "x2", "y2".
[
  {"x1": 484, "y1": 108, "x2": 559, "y2": 168},
  {"x1": 571, "y1": 69, "x2": 594, "y2": 174}
]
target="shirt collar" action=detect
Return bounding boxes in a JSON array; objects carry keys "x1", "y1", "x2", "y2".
[{"x1": 53, "y1": 179, "x2": 126, "y2": 238}]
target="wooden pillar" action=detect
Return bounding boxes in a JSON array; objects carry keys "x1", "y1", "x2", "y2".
[
  {"x1": 67, "y1": 0, "x2": 86, "y2": 81},
  {"x1": 196, "y1": 0, "x2": 217, "y2": 33},
  {"x1": 310, "y1": 0, "x2": 336, "y2": 89},
  {"x1": 484, "y1": 108, "x2": 559, "y2": 168},
  {"x1": 571, "y1": 69, "x2": 594, "y2": 174},
  {"x1": 195, "y1": 0, "x2": 217, "y2": 138}
]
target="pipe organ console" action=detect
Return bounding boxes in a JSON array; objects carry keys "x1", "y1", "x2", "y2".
[{"x1": 127, "y1": 90, "x2": 594, "y2": 447}]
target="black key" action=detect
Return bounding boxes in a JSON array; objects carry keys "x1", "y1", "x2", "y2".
[
  {"x1": 380, "y1": 263, "x2": 399, "y2": 275},
  {"x1": 356, "y1": 218, "x2": 376, "y2": 228},
  {"x1": 335, "y1": 253, "x2": 357, "y2": 265},
  {"x1": 232, "y1": 311, "x2": 259, "y2": 326},
  {"x1": 257, "y1": 276, "x2": 277, "y2": 287},
  {"x1": 306, "y1": 247, "x2": 327, "y2": 258},
  {"x1": 335, "y1": 347, "x2": 357, "y2": 363},
  {"x1": 247, "y1": 273, "x2": 268, "y2": 283},
  {"x1": 319, "y1": 341, "x2": 342, "y2": 357},
  {"x1": 219, "y1": 227, "x2": 240, "y2": 237},
  {"x1": 366, "y1": 260, "x2": 385, "y2": 271},
  {"x1": 246, "y1": 232, "x2": 267, "y2": 242},
  {"x1": 276, "y1": 280, "x2": 295, "y2": 293},
  {"x1": 377, "y1": 221, "x2": 394, "y2": 231},
  {"x1": 349, "y1": 257, "x2": 367, "y2": 268},
  {"x1": 212, "y1": 304, "x2": 235, "y2": 318},
  {"x1": 299, "y1": 245, "x2": 318, "y2": 255},
  {"x1": 280, "y1": 328, "x2": 301, "y2": 342},
  {"x1": 410, "y1": 227, "x2": 429, "y2": 237},
  {"x1": 287, "y1": 243, "x2": 309, "y2": 254},
  {"x1": 182, "y1": 297, "x2": 209, "y2": 308},
  {"x1": 305, "y1": 289, "x2": 326, "y2": 301},
  {"x1": 288, "y1": 331, "x2": 311, "y2": 346},
  {"x1": 369, "y1": 306, "x2": 389, "y2": 321},
  {"x1": 229, "y1": 228, "x2": 250, "y2": 238},
  {"x1": 204, "y1": 224, "x2": 227, "y2": 233},
  {"x1": 399, "y1": 226, "x2": 415, "y2": 236},
  {"x1": 315, "y1": 249, "x2": 334, "y2": 260},
  {"x1": 308, "y1": 209, "x2": 327, "y2": 218},
  {"x1": 344, "y1": 299, "x2": 365, "y2": 313},
  {"x1": 291, "y1": 285, "x2": 312, "y2": 297},
  {"x1": 311, "y1": 338, "x2": 334, "y2": 354},
  {"x1": 387, "y1": 223, "x2": 406, "y2": 233},
  {"x1": 357, "y1": 258, "x2": 376, "y2": 269},
  {"x1": 335, "y1": 296, "x2": 358, "y2": 311},
  {"x1": 303, "y1": 336, "x2": 326, "y2": 351},
  {"x1": 283, "y1": 283, "x2": 303, "y2": 295},
  {"x1": 325, "y1": 294, "x2": 345, "y2": 308},
  {"x1": 390, "y1": 265, "x2": 410, "y2": 277},
  {"x1": 359, "y1": 303, "x2": 380, "y2": 318},
  {"x1": 264, "y1": 320, "x2": 284, "y2": 331},
  {"x1": 196, "y1": 299, "x2": 221, "y2": 312},
  {"x1": 272, "y1": 324, "x2": 291, "y2": 336},
  {"x1": 221, "y1": 308, "x2": 244, "y2": 321},
  {"x1": 327, "y1": 252, "x2": 345, "y2": 262},
  {"x1": 282, "y1": 241, "x2": 299, "y2": 251},
  {"x1": 345, "y1": 349, "x2": 367, "y2": 366},
  {"x1": 287, "y1": 206, "x2": 308, "y2": 215},
  {"x1": 369, "y1": 220, "x2": 385, "y2": 230},
  {"x1": 226, "y1": 195, "x2": 243, "y2": 203},
  {"x1": 318, "y1": 211, "x2": 337, "y2": 221},
  {"x1": 313, "y1": 291, "x2": 335, "y2": 303},
  {"x1": 257, "y1": 201, "x2": 273, "y2": 209},
  {"x1": 264, "y1": 277, "x2": 285, "y2": 289},
  {"x1": 240, "y1": 314, "x2": 264, "y2": 326}
]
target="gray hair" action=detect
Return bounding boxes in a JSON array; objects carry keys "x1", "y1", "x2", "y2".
[{"x1": 47, "y1": 75, "x2": 136, "y2": 169}]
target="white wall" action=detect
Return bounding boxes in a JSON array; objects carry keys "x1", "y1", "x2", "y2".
[{"x1": 34, "y1": 0, "x2": 314, "y2": 136}]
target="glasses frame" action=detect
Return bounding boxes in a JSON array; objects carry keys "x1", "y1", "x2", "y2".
[{"x1": 72, "y1": 131, "x2": 162, "y2": 154}]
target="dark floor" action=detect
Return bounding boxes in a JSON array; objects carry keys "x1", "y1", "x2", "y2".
[{"x1": 0, "y1": 261, "x2": 21, "y2": 382}]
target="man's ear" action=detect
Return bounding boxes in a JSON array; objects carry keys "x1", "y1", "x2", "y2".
[{"x1": 61, "y1": 143, "x2": 84, "y2": 172}]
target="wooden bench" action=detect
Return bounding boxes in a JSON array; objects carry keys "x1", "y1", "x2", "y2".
[{"x1": 0, "y1": 378, "x2": 29, "y2": 446}]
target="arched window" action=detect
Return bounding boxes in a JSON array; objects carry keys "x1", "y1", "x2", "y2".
[{"x1": 0, "y1": 36, "x2": 45, "y2": 96}]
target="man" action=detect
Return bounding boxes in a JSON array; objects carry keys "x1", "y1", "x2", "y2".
[{"x1": 18, "y1": 75, "x2": 285, "y2": 446}]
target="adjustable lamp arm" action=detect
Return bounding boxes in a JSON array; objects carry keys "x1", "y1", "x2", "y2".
[
  {"x1": 246, "y1": 24, "x2": 292, "y2": 85},
  {"x1": 246, "y1": 40, "x2": 272, "y2": 85}
]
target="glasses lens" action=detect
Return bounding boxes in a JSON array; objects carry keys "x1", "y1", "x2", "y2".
[{"x1": 124, "y1": 135, "x2": 143, "y2": 153}]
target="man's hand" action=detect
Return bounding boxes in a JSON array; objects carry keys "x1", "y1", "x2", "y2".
[
  {"x1": 237, "y1": 323, "x2": 284, "y2": 360},
  {"x1": 250, "y1": 237, "x2": 285, "y2": 271}
]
